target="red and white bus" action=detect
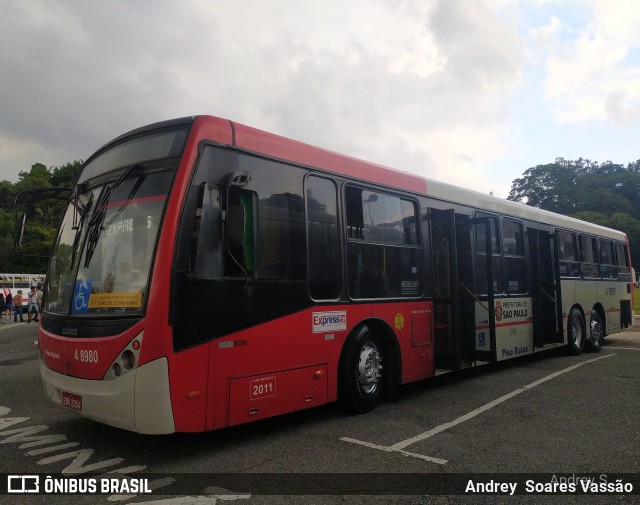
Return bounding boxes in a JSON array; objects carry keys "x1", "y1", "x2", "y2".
[{"x1": 29, "y1": 115, "x2": 633, "y2": 434}]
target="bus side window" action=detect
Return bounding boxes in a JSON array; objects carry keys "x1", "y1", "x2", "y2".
[
  {"x1": 503, "y1": 219, "x2": 527, "y2": 294},
  {"x1": 579, "y1": 235, "x2": 599, "y2": 278},
  {"x1": 345, "y1": 186, "x2": 420, "y2": 299},
  {"x1": 599, "y1": 239, "x2": 616, "y2": 279},
  {"x1": 558, "y1": 230, "x2": 579, "y2": 277},
  {"x1": 616, "y1": 243, "x2": 630, "y2": 281},
  {"x1": 345, "y1": 187, "x2": 365, "y2": 239},
  {"x1": 474, "y1": 214, "x2": 502, "y2": 295},
  {"x1": 306, "y1": 176, "x2": 341, "y2": 300}
]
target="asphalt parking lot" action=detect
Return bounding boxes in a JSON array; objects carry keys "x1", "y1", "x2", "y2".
[{"x1": 0, "y1": 319, "x2": 638, "y2": 504}]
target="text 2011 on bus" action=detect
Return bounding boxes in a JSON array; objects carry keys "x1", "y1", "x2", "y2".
[{"x1": 24, "y1": 115, "x2": 633, "y2": 434}]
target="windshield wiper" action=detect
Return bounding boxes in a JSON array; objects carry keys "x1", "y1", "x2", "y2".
[
  {"x1": 104, "y1": 175, "x2": 146, "y2": 233},
  {"x1": 70, "y1": 192, "x2": 95, "y2": 268},
  {"x1": 83, "y1": 165, "x2": 139, "y2": 268}
]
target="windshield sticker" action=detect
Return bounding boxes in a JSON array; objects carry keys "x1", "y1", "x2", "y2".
[
  {"x1": 89, "y1": 292, "x2": 143, "y2": 309},
  {"x1": 71, "y1": 279, "x2": 92, "y2": 314}
]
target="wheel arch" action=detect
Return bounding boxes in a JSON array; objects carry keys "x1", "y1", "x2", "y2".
[{"x1": 338, "y1": 317, "x2": 402, "y2": 403}]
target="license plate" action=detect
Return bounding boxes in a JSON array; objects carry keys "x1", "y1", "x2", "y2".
[{"x1": 61, "y1": 391, "x2": 82, "y2": 411}]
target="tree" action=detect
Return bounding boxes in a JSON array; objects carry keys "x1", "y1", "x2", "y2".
[
  {"x1": 509, "y1": 157, "x2": 640, "y2": 265},
  {"x1": 51, "y1": 161, "x2": 82, "y2": 187},
  {"x1": 508, "y1": 158, "x2": 580, "y2": 214},
  {"x1": 0, "y1": 161, "x2": 79, "y2": 273}
]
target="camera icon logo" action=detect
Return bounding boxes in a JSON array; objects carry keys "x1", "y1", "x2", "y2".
[{"x1": 7, "y1": 475, "x2": 40, "y2": 493}]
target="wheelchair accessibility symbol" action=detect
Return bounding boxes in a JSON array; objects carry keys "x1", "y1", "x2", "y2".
[{"x1": 72, "y1": 279, "x2": 92, "y2": 314}]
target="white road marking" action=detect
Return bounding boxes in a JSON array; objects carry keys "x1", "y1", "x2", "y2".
[
  {"x1": 0, "y1": 407, "x2": 248, "y2": 500},
  {"x1": 341, "y1": 353, "x2": 615, "y2": 464}
]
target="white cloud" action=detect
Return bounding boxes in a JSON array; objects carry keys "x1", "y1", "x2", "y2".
[
  {"x1": 541, "y1": 0, "x2": 640, "y2": 124},
  {"x1": 0, "y1": 0, "x2": 524, "y2": 195}
]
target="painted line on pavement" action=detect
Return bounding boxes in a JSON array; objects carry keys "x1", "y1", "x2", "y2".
[{"x1": 341, "y1": 353, "x2": 615, "y2": 465}]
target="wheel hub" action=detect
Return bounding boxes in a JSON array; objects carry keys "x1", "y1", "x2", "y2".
[
  {"x1": 358, "y1": 342, "x2": 382, "y2": 394},
  {"x1": 591, "y1": 319, "x2": 603, "y2": 344}
]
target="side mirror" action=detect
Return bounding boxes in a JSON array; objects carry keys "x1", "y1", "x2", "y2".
[{"x1": 14, "y1": 187, "x2": 71, "y2": 257}]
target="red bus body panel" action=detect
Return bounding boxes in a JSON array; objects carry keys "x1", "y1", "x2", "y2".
[
  {"x1": 39, "y1": 322, "x2": 143, "y2": 379},
  {"x1": 188, "y1": 302, "x2": 435, "y2": 431}
]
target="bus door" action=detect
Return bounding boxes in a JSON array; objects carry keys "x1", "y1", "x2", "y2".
[
  {"x1": 528, "y1": 228, "x2": 563, "y2": 347},
  {"x1": 430, "y1": 209, "x2": 461, "y2": 370},
  {"x1": 465, "y1": 217, "x2": 497, "y2": 362}
]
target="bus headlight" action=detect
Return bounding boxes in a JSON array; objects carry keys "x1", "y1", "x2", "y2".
[
  {"x1": 103, "y1": 332, "x2": 143, "y2": 381},
  {"x1": 121, "y1": 350, "x2": 135, "y2": 370}
]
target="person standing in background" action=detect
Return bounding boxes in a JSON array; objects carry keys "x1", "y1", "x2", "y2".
[
  {"x1": 27, "y1": 286, "x2": 40, "y2": 323},
  {"x1": 13, "y1": 290, "x2": 24, "y2": 322},
  {"x1": 36, "y1": 285, "x2": 44, "y2": 314},
  {"x1": 5, "y1": 293, "x2": 13, "y2": 318}
]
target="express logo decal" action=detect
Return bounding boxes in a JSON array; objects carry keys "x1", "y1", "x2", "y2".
[{"x1": 312, "y1": 311, "x2": 347, "y2": 333}]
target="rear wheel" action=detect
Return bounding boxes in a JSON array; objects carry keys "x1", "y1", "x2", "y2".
[
  {"x1": 586, "y1": 311, "x2": 603, "y2": 353},
  {"x1": 567, "y1": 308, "x2": 585, "y2": 356},
  {"x1": 339, "y1": 325, "x2": 384, "y2": 414}
]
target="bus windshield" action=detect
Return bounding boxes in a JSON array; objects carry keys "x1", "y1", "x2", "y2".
[{"x1": 47, "y1": 169, "x2": 174, "y2": 316}]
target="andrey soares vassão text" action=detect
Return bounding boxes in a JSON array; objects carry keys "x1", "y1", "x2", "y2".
[{"x1": 465, "y1": 475, "x2": 635, "y2": 495}]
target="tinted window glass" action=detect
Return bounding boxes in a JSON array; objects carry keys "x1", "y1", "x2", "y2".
[
  {"x1": 599, "y1": 240, "x2": 616, "y2": 279},
  {"x1": 345, "y1": 186, "x2": 420, "y2": 299},
  {"x1": 47, "y1": 170, "x2": 174, "y2": 316},
  {"x1": 503, "y1": 219, "x2": 524, "y2": 256},
  {"x1": 345, "y1": 187, "x2": 418, "y2": 245},
  {"x1": 80, "y1": 128, "x2": 188, "y2": 183},
  {"x1": 306, "y1": 177, "x2": 341, "y2": 300},
  {"x1": 474, "y1": 214, "x2": 502, "y2": 294},
  {"x1": 257, "y1": 192, "x2": 305, "y2": 280},
  {"x1": 579, "y1": 235, "x2": 599, "y2": 278},
  {"x1": 616, "y1": 243, "x2": 631, "y2": 281},
  {"x1": 558, "y1": 230, "x2": 579, "y2": 277},
  {"x1": 347, "y1": 243, "x2": 420, "y2": 298},
  {"x1": 616, "y1": 243, "x2": 629, "y2": 267},
  {"x1": 475, "y1": 216, "x2": 500, "y2": 254},
  {"x1": 503, "y1": 219, "x2": 527, "y2": 294}
]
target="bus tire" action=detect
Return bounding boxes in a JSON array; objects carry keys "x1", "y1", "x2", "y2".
[
  {"x1": 586, "y1": 311, "x2": 603, "y2": 353},
  {"x1": 567, "y1": 309, "x2": 585, "y2": 356},
  {"x1": 339, "y1": 325, "x2": 383, "y2": 414}
]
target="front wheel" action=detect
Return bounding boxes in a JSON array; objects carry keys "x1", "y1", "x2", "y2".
[
  {"x1": 586, "y1": 311, "x2": 604, "y2": 353},
  {"x1": 567, "y1": 308, "x2": 585, "y2": 356},
  {"x1": 339, "y1": 325, "x2": 384, "y2": 414}
]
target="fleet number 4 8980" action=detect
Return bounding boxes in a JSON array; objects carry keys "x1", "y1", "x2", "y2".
[{"x1": 74, "y1": 349, "x2": 99, "y2": 363}]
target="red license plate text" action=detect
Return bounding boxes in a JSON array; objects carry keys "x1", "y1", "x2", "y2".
[{"x1": 61, "y1": 391, "x2": 82, "y2": 411}]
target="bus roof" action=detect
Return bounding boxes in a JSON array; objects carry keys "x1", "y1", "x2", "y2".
[
  {"x1": 101, "y1": 115, "x2": 627, "y2": 243},
  {"x1": 423, "y1": 178, "x2": 626, "y2": 241},
  {"x1": 212, "y1": 116, "x2": 626, "y2": 242}
]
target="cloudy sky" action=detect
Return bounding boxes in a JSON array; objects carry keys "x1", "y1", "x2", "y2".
[{"x1": 1, "y1": 0, "x2": 639, "y2": 198}]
